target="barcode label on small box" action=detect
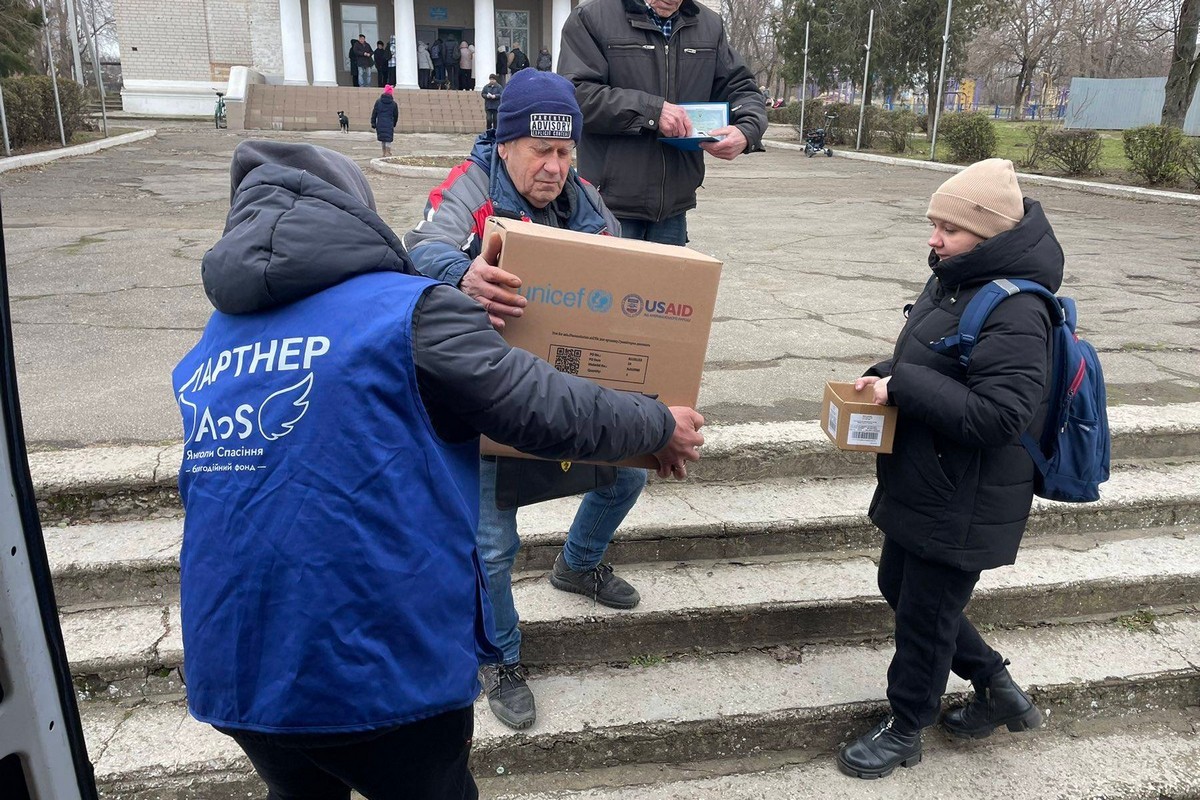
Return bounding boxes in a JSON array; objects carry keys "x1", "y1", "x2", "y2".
[
  {"x1": 827, "y1": 402, "x2": 839, "y2": 438},
  {"x1": 847, "y1": 413, "x2": 885, "y2": 447}
]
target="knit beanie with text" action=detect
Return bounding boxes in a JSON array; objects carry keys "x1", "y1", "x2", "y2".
[
  {"x1": 927, "y1": 158, "x2": 1024, "y2": 239},
  {"x1": 494, "y1": 69, "x2": 583, "y2": 144}
]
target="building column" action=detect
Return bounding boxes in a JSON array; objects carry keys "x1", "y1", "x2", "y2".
[
  {"x1": 308, "y1": 0, "x2": 338, "y2": 86},
  {"x1": 551, "y1": 0, "x2": 571, "y2": 72},
  {"x1": 393, "y1": 0, "x2": 419, "y2": 88},
  {"x1": 474, "y1": 0, "x2": 496, "y2": 90},
  {"x1": 279, "y1": 0, "x2": 309, "y2": 84}
]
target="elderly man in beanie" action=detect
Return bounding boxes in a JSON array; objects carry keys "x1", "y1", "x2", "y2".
[
  {"x1": 174, "y1": 139, "x2": 704, "y2": 798},
  {"x1": 403, "y1": 69, "x2": 671, "y2": 732},
  {"x1": 838, "y1": 158, "x2": 1060, "y2": 779}
]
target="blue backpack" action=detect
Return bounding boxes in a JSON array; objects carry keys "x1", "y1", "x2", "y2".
[{"x1": 930, "y1": 278, "x2": 1110, "y2": 502}]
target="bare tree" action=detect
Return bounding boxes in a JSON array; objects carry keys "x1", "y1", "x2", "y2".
[
  {"x1": 1162, "y1": 0, "x2": 1199, "y2": 126},
  {"x1": 996, "y1": 0, "x2": 1066, "y2": 119},
  {"x1": 721, "y1": 0, "x2": 786, "y2": 96}
]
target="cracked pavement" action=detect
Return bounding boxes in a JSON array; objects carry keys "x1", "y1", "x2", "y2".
[{"x1": 2, "y1": 121, "x2": 1198, "y2": 447}]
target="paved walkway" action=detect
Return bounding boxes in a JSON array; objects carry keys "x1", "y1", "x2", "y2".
[{"x1": 1, "y1": 121, "x2": 1197, "y2": 447}]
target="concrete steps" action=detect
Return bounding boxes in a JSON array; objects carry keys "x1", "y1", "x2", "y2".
[
  {"x1": 30, "y1": 401, "x2": 1200, "y2": 525},
  {"x1": 484, "y1": 710, "x2": 1200, "y2": 799},
  {"x1": 79, "y1": 615, "x2": 1200, "y2": 797},
  {"x1": 46, "y1": 402, "x2": 1200, "y2": 797},
  {"x1": 60, "y1": 526, "x2": 1199, "y2": 697},
  {"x1": 44, "y1": 458, "x2": 1200, "y2": 607}
]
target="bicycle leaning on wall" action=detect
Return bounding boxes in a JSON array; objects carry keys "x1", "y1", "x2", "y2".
[{"x1": 214, "y1": 91, "x2": 227, "y2": 130}]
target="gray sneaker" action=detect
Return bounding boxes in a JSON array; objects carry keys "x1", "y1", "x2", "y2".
[
  {"x1": 482, "y1": 663, "x2": 536, "y2": 730},
  {"x1": 549, "y1": 552, "x2": 641, "y2": 609}
]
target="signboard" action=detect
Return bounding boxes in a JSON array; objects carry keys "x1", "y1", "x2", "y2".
[{"x1": 429, "y1": 6, "x2": 448, "y2": 20}]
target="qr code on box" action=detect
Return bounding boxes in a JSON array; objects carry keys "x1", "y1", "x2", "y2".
[{"x1": 553, "y1": 347, "x2": 582, "y2": 375}]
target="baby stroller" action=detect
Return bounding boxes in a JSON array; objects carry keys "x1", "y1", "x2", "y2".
[{"x1": 804, "y1": 113, "x2": 836, "y2": 157}]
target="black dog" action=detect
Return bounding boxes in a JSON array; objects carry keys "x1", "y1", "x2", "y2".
[{"x1": 337, "y1": 111, "x2": 350, "y2": 132}]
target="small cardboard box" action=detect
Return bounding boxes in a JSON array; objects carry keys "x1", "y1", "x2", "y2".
[
  {"x1": 480, "y1": 217, "x2": 723, "y2": 467},
  {"x1": 820, "y1": 381, "x2": 898, "y2": 453}
]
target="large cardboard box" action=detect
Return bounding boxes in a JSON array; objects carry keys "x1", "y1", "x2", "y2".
[
  {"x1": 479, "y1": 217, "x2": 723, "y2": 467},
  {"x1": 820, "y1": 381, "x2": 898, "y2": 453}
]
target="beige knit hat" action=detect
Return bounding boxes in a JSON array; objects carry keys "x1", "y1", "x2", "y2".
[{"x1": 926, "y1": 158, "x2": 1024, "y2": 239}]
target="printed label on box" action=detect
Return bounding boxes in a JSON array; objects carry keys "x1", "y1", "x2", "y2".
[
  {"x1": 847, "y1": 413, "x2": 885, "y2": 447},
  {"x1": 548, "y1": 343, "x2": 648, "y2": 385},
  {"x1": 827, "y1": 402, "x2": 839, "y2": 438}
]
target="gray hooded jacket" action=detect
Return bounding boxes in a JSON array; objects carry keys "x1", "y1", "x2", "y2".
[{"x1": 200, "y1": 140, "x2": 675, "y2": 457}]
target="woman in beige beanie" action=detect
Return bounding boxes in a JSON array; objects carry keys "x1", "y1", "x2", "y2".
[{"x1": 838, "y1": 159, "x2": 1065, "y2": 779}]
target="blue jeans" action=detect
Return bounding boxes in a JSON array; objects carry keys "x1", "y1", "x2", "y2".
[
  {"x1": 616, "y1": 213, "x2": 688, "y2": 245},
  {"x1": 476, "y1": 458, "x2": 647, "y2": 664},
  {"x1": 357, "y1": 65, "x2": 372, "y2": 87}
]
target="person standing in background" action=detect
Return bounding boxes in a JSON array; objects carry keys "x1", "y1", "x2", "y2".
[
  {"x1": 508, "y1": 43, "x2": 529, "y2": 73},
  {"x1": 481, "y1": 74, "x2": 503, "y2": 130},
  {"x1": 431, "y1": 37, "x2": 445, "y2": 88},
  {"x1": 374, "y1": 40, "x2": 390, "y2": 88},
  {"x1": 536, "y1": 46, "x2": 552, "y2": 71},
  {"x1": 418, "y1": 41, "x2": 433, "y2": 89},
  {"x1": 459, "y1": 41, "x2": 475, "y2": 90},
  {"x1": 353, "y1": 34, "x2": 374, "y2": 87},
  {"x1": 496, "y1": 45, "x2": 509, "y2": 86},
  {"x1": 348, "y1": 39, "x2": 360, "y2": 86},
  {"x1": 443, "y1": 37, "x2": 461, "y2": 91}
]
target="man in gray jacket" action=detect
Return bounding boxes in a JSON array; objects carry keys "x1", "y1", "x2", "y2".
[{"x1": 557, "y1": 0, "x2": 767, "y2": 245}]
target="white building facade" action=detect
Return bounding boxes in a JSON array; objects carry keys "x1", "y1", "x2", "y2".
[{"x1": 113, "y1": 0, "x2": 723, "y2": 115}]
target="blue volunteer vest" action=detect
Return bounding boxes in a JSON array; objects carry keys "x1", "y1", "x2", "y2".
[{"x1": 172, "y1": 272, "x2": 499, "y2": 734}]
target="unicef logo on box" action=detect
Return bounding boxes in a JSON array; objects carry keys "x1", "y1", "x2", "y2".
[
  {"x1": 622, "y1": 294, "x2": 644, "y2": 317},
  {"x1": 587, "y1": 290, "x2": 613, "y2": 313}
]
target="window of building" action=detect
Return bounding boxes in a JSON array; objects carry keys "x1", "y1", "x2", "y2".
[{"x1": 495, "y1": 10, "x2": 529, "y2": 54}]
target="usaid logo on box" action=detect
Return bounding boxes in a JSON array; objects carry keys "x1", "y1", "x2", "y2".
[
  {"x1": 529, "y1": 113, "x2": 573, "y2": 138},
  {"x1": 622, "y1": 293, "x2": 694, "y2": 321}
]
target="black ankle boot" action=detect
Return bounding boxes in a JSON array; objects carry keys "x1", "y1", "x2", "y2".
[
  {"x1": 941, "y1": 664, "x2": 1043, "y2": 739},
  {"x1": 837, "y1": 715, "x2": 922, "y2": 779}
]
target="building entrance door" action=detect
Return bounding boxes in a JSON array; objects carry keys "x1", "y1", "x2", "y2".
[{"x1": 341, "y1": 3, "x2": 380, "y2": 85}]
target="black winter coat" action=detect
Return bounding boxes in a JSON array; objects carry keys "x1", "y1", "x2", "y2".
[
  {"x1": 867, "y1": 200, "x2": 1064, "y2": 571},
  {"x1": 557, "y1": 0, "x2": 767, "y2": 222},
  {"x1": 371, "y1": 96, "x2": 399, "y2": 142}
]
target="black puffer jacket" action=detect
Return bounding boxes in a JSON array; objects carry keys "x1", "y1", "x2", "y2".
[
  {"x1": 557, "y1": 0, "x2": 767, "y2": 222},
  {"x1": 202, "y1": 140, "x2": 674, "y2": 460},
  {"x1": 867, "y1": 200, "x2": 1064, "y2": 571}
]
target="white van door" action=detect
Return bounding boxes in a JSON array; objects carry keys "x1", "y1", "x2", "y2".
[{"x1": 0, "y1": 198, "x2": 98, "y2": 799}]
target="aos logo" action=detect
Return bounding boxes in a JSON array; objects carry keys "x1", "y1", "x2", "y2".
[{"x1": 621, "y1": 293, "x2": 694, "y2": 320}]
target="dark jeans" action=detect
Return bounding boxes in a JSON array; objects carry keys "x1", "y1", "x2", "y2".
[
  {"x1": 878, "y1": 537, "x2": 1006, "y2": 732},
  {"x1": 224, "y1": 706, "x2": 477, "y2": 800},
  {"x1": 446, "y1": 65, "x2": 459, "y2": 89},
  {"x1": 485, "y1": 109, "x2": 497, "y2": 130},
  {"x1": 616, "y1": 213, "x2": 687, "y2": 245},
  {"x1": 419, "y1": 68, "x2": 431, "y2": 89}
]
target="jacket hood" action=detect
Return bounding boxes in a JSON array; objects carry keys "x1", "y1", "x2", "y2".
[
  {"x1": 202, "y1": 140, "x2": 412, "y2": 315},
  {"x1": 930, "y1": 199, "x2": 1063, "y2": 294}
]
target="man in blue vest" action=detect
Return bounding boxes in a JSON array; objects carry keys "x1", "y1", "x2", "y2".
[
  {"x1": 173, "y1": 140, "x2": 704, "y2": 799},
  {"x1": 403, "y1": 70, "x2": 664, "y2": 732}
]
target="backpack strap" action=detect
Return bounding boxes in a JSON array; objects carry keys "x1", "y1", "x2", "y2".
[{"x1": 929, "y1": 278, "x2": 1065, "y2": 368}]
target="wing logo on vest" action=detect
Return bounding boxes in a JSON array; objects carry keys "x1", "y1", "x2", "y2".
[{"x1": 259, "y1": 373, "x2": 313, "y2": 441}]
